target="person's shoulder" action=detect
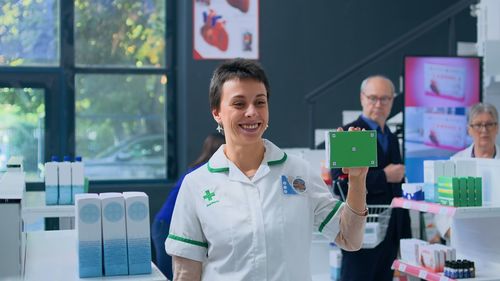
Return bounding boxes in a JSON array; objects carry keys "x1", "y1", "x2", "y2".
[
  {"x1": 451, "y1": 145, "x2": 472, "y2": 159},
  {"x1": 182, "y1": 163, "x2": 212, "y2": 185},
  {"x1": 344, "y1": 116, "x2": 366, "y2": 129}
]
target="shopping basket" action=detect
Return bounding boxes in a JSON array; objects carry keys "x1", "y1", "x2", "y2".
[{"x1": 334, "y1": 179, "x2": 392, "y2": 249}]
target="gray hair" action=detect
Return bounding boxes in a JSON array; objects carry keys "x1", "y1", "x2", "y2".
[
  {"x1": 468, "y1": 102, "x2": 499, "y2": 124},
  {"x1": 360, "y1": 75, "x2": 396, "y2": 95}
]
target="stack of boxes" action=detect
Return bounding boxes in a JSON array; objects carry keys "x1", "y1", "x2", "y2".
[
  {"x1": 75, "y1": 192, "x2": 152, "y2": 278},
  {"x1": 424, "y1": 160, "x2": 483, "y2": 207},
  {"x1": 437, "y1": 176, "x2": 482, "y2": 207},
  {"x1": 400, "y1": 238, "x2": 456, "y2": 272},
  {"x1": 44, "y1": 156, "x2": 85, "y2": 205}
]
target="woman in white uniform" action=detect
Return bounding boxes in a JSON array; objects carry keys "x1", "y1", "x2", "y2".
[
  {"x1": 436, "y1": 102, "x2": 499, "y2": 239},
  {"x1": 166, "y1": 58, "x2": 368, "y2": 281},
  {"x1": 453, "y1": 102, "x2": 499, "y2": 160}
]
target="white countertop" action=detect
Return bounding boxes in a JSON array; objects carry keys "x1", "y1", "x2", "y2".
[
  {"x1": 22, "y1": 191, "x2": 75, "y2": 220},
  {"x1": 24, "y1": 230, "x2": 166, "y2": 281}
]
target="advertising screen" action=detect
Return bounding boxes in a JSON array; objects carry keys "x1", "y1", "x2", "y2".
[{"x1": 404, "y1": 56, "x2": 482, "y2": 182}]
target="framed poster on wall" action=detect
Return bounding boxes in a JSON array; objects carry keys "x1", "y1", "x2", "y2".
[{"x1": 193, "y1": 0, "x2": 259, "y2": 60}]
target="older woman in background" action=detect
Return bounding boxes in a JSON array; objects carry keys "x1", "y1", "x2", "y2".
[{"x1": 453, "y1": 102, "x2": 499, "y2": 159}]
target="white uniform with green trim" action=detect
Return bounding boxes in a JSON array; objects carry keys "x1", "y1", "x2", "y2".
[{"x1": 166, "y1": 139, "x2": 345, "y2": 281}]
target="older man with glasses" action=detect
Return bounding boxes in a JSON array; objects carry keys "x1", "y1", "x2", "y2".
[
  {"x1": 331, "y1": 75, "x2": 412, "y2": 281},
  {"x1": 453, "y1": 102, "x2": 499, "y2": 159}
]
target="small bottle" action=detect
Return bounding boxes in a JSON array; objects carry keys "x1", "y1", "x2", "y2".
[
  {"x1": 463, "y1": 260, "x2": 471, "y2": 278},
  {"x1": 470, "y1": 261, "x2": 475, "y2": 278},
  {"x1": 444, "y1": 261, "x2": 450, "y2": 277},
  {"x1": 450, "y1": 261, "x2": 458, "y2": 279},
  {"x1": 457, "y1": 260, "x2": 464, "y2": 278}
]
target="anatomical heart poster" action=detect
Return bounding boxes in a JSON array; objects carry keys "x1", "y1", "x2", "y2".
[{"x1": 193, "y1": 0, "x2": 259, "y2": 60}]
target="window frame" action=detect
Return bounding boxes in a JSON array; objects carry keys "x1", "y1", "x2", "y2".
[{"x1": 0, "y1": 1, "x2": 176, "y2": 190}]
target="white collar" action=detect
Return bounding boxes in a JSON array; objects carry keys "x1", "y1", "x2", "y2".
[{"x1": 207, "y1": 139, "x2": 287, "y2": 174}]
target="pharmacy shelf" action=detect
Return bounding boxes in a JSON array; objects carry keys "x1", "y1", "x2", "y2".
[
  {"x1": 24, "y1": 230, "x2": 167, "y2": 281},
  {"x1": 22, "y1": 191, "x2": 75, "y2": 221},
  {"x1": 390, "y1": 198, "x2": 500, "y2": 219},
  {"x1": 392, "y1": 260, "x2": 500, "y2": 281}
]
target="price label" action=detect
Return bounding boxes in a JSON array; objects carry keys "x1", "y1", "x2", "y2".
[
  {"x1": 418, "y1": 270, "x2": 427, "y2": 278},
  {"x1": 419, "y1": 204, "x2": 429, "y2": 212},
  {"x1": 398, "y1": 263, "x2": 406, "y2": 272},
  {"x1": 439, "y1": 276, "x2": 450, "y2": 281}
]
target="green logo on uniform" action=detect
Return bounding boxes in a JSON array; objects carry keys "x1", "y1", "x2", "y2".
[{"x1": 203, "y1": 189, "x2": 219, "y2": 207}]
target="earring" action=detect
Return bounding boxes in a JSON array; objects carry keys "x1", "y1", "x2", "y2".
[
  {"x1": 216, "y1": 123, "x2": 224, "y2": 134},
  {"x1": 266, "y1": 124, "x2": 269, "y2": 129}
]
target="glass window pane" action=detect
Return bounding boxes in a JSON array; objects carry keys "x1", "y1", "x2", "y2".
[
  {"x1": 0, "y1": 88, "x2": 45, "y2": 182},
  {"x1": 0, "y1": 0, "x2": 59, "y2": 66},
  {"x1": 75, "y1": 74, "x2": 167, "y2": 180},
  {"x1": 75, "y1": 0, "x2": 166, "y2": 68}
]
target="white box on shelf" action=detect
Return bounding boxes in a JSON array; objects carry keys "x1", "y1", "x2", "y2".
[
  {"x1": 400, "y1": 238, "x2": 428, "y2": 266},
  {"x1": 443, "y1": 160, "x2": 455, "y2": 177},
  {"x1": 123, "y1": 192, "x2": 152, "y2": 275},
  {"x1": 453, "y1": 159, "x2": 477, "y2": 177},
  {"x1": 58, "y1": 160, "x2": 72, "y2": 205},
  {"x1": 100, "y1": 193, "x2": 128, "y2": 276},
  {"x1": 71, "y1": 160, "x2": 85, "y2": 204},
  {"x1": 44, "y1": 161, "x2": 58, "y2": 205},
  {"x1": 423, "y1": 160, "x2": 444, "y2": 183},
  {"x1": 75, "y1": 193, "x2": 102, "y2": 278}
]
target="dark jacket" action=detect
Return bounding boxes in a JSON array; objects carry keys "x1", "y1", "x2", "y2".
[{"x1": 331, "y1": 116, "x2": 411, "y2": 242}]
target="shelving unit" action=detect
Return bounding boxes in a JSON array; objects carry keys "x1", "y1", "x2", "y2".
[
  {"x1": 392, "y1": 260, "x2": 499, "y2": 281},
  {"x1": 22, "y1": 191, "x2": 76, "y2": 229},
  {"x1": 24, "y1": 230, "x2": 166, "y2": 281},
  {"x1": 391, "y1": 198, "x2": 500, "y2": 281},
  {"x1": 22, "y1": 191, "x2": 75, "y2": 220},
  {"x1": 391, "y1": 198, "x2": 500, "y2": 218}
]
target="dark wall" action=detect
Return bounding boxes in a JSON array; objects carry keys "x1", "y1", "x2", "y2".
[{"x1": 175, "y1": 0, "x2": 476, "y2": 171}]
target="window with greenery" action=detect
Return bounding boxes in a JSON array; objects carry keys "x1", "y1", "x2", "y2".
[
  {"x1": 74, "y1": 0, "x2": 165, "y2": 67},
  {"x1": 0, "y1": 1, "x2": 173, "y2": 184},
  {"x1": 0, "y1": 88, "x2": 45, "y2": 181},
  {"x1": 0, "y1": 0, "x2": 59, "y2": 66},
  {"x1": 76, "y1": 74, "x2": 167, "y2": 180}
]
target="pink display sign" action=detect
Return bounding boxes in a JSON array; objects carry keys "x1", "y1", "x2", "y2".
[{"x1": 405, "y1": 57, "x2": 481, "y2": 107}]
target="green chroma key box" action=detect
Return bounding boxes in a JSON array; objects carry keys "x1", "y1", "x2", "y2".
[{"x1": 325, "y1": 130, "x2": 378, "y2": 168}]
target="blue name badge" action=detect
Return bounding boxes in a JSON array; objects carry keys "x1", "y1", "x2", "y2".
[{"x1": 281, "y1": 175, "x2": 306, "y2": 195}]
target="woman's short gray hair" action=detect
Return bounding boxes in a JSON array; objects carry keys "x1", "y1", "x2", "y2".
[{"x1": 468, "y1": 102, "x2": 499, "y2": 124}]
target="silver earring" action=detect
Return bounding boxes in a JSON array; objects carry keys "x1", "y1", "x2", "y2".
[
  {"x1": 216, "y1": 123, "x2": 224, "y2": 134},
  {"x1": 266, "y1": 124, "x2": 269, "y2": 129}
]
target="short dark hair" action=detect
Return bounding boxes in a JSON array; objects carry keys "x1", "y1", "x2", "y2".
[{"x1": 209, "y1": 58, "x2": 270, "y2": 111}]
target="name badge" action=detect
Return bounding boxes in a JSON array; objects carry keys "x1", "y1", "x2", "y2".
[{"x1": 281, "y1": 175, "x2": 306, "y2": 195}]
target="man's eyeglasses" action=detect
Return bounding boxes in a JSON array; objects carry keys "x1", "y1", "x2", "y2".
[
  {"x1": 362, "y1": 93, "x2": 393, "y2": 105},
  {"x1": 469, "y1": 122, "x2": 498, "y2": 131}
]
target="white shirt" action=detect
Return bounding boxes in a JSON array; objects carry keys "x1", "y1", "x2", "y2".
[
  {"x1": 166, "y1": 139, "x2": 345, "y2": 281},
  {"x1": 436, "y1": 143, "x2": 500, "y2": 238},
  {"x1": 452, "y1": 144, "x2": 500, "y2": 159}
]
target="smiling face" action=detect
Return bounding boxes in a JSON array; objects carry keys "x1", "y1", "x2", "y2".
[{"x1": 212, "y1": 78, "x2": 269, "y2": 147}]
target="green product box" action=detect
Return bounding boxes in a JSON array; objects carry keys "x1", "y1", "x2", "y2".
[
  {"x1": 475, "y1": 177, "x2": 482, "y2": 207},
  {"x1": 437, "y1": 177, "x2": 462, "y2": 207},
  {"x1": 437, "y1": 176, "x2": 452, "y2": 188},
  {"x1": 437, "y1": 176, "x2": 454, "y2": 206},
  {"x1": 325, "y1": 130, "x2": 378, "y2": 168},
  {"x1": 452, "y1": 177, "x2": 460, "y2": 207},
  {"x1": 459, "y1": 177, "x2": 468, "y2": 207},
  {"x1": 439, "y1": 198, "x2": 453, "y2": 206},
  {"x1": 466, "y1": 177, "x2": 476, "y2": 207}
]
